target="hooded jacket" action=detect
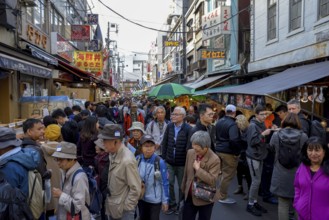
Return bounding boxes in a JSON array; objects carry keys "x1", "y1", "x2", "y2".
[
  {"x1": 269, "y1": 128, "x2": 308, "y2": 198},
  {"x1": 0, "y1": 147, "x2": 39, "y2": 196},
  {"x1": 246, "y1": 118, "x2": 268, "y2": 161}
]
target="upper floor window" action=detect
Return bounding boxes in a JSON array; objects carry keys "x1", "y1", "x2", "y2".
[
  {"x1": 267, "y1": 0, "x2": 277, "y2": 41},
  {"x1": 50, "y1": 7, "x2": 64, "y2": 37},
  {"x1": 319, "y1": 0, "x2": 329, "y2": 19},
  {"x1": 27, "y1": 0, "x2": 47, "y2": 33},
  {"x1": 290, "y1": 0, "x2": 302, "y2": 31}
]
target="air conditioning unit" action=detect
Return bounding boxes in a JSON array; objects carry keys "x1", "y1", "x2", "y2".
[{"x1": 21, "y1": 0, "x2": 37, "y2": 7}]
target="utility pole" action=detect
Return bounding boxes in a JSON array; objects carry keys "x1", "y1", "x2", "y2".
[
  {"x1": 181, "y1": 0, "x2": 188, "y2": 84},
  {"x1": 106, "y1": 22, "x2": 110, "y2": 81},
  {"x1": 141, "y1": 61, "x2": 144, "y2": 89}
]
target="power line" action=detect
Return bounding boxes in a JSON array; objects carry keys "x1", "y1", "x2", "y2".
[{"x1": 97, "y1": 0, "x2": 250, "y2": 34}]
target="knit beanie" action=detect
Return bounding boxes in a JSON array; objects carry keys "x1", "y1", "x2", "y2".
[{"x1": 45, "y1": 124, "x2": 61, "y2": 141}]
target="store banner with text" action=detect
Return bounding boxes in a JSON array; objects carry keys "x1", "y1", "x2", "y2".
[
  {"x1": 73, "y1": 51, "x2": 103, "y2": 73},
  {"x1": 71, "y1": 25, "x2": 91, "y2": 41}
]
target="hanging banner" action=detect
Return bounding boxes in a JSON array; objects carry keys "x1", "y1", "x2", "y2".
[
  {"x1": 87, "y1": 14, "x2": 99, "y2": 25},
  {"x1": 73, "y1": 51, "x2": 103, "y2": 72},
  {"x1": 71, "y1": 25, "x2": 90, "y2": 41}
]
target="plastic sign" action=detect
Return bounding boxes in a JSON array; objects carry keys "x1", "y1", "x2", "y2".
[
  {"x1": 202, "y1": 6, "x2": 231, "y2": 40},
  {"x1": 201, "y1": 50, "x2": 226, "y2": 59},
  {"x1": 164, "y1": 41, "x2": 180, "y2": 47},
  {"x1": 73, "y1": 51, "x2": 103, "y2": 72}
]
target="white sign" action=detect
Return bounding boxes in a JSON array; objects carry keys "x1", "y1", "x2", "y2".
[{"x1": 202, "y1": 6, "x2": 231, "y2": 41}]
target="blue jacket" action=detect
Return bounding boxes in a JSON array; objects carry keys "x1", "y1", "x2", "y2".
[
  {"x1": 0, "y1": 147, "x2": 39, "y2": 196},
  {"x1": 136, "y1": 153, "x2": 169, "y2": 204}
]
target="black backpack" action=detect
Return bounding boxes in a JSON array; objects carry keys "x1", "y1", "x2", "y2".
[
  {"x1": 309, "y1": 120, "x2": 326, "y2": 143},
  {"x1": 0, "y1": 175, "x2": 34, "y2": 220},
  {"x1": 278, "y1": 136, "x2": 302, "y2": 169}
]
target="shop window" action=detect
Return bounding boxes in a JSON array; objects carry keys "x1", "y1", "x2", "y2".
[{"x1": 20, "y1": 74, "x2": 46, "y2": 97}]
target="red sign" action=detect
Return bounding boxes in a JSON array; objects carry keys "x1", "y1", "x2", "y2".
[{"x1": 71, "y1": 25, "x2": 90, "y2": 41}]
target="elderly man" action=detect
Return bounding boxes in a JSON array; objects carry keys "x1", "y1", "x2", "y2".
[
  {"x1": 145, "y1": 106, "x2": 169, "y2": 156},
  {"x1": 215, "y1": 104, "x2": 242, "y2": 204},
  {"x1": 99, "y1": 124, "x2": 141, "y2": 220},
  {"x1": 161, "y1": 106, "x2": 191, "y2": 215},
  {"x1": 287, "y1": 99, "x2": 310, "y2": 135}
]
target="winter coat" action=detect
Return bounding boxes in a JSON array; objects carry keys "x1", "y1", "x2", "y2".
[
  {"x1": 94, "y1": 151, "x2": 109, "y2": 187},
  {"x1": 41, "y1": 141, "x2": 62, "y2": 211},
  {"x1": 187, "y1": 120, "x2": 216, "y2": 152},
  {"x1": 294, "y1": 163, "x2": 329, "y2": 220},
  {"x1": 145, "y1": 119, "x2": 169, "y2": 155},
  {"x1": 181, "y1": 148, "x2": 221, "y2": 206},
  {"x1": 136, "y1": 154, "x2": 169, "y2": 204},
  {"x1": 215, "y1": 116, "x2": 242, "y2": 155},
  {"x1": 269, "y1": 128, "x2": 308, "y2": 198},
  {"x1": 105, "y1": 144, "x2": 141, "y2": 219},
  {"x1": 77, "y1": 135, "x2": 97, "y2": 167},
  {"x1": 161, "y1": 122, "x2": 191, "y2": 166},
  {"x1": 57, "y1": 162, "x2": 90, "y2": 220},
  {"x1": 298, "y1": 112, "x2": 310, "y2": 136},
  {"x1": 0, "y1": 147, "x2": 39, "y2": 196},
  {"x1": 246, "y1": 118, "x2": 269, "y2": 161}
]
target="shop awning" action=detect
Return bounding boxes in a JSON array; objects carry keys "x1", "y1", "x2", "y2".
[
  {"x1": 28, "y1": 44, "x2": 58, "y2": 66},
  {"x1": 193, "y1": 85, "x2": 238, "y2": 96},
  {"x1": 0, "y1": 52, "x2": 52, "y2": 78},
  {"x1": 153, "y1": 74, "x2": 178, "y2": 86},
  {"x1": 58, "y1": 60, "x2": 92, "y2": 80},
  {"x1": 189, "y1": 74, "x2": 229, "y2": 89},
  {"x1": 211, "y1": 61, "x2": 329, "y2": 95}
]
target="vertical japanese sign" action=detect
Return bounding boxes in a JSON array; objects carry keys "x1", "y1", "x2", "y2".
[
  {"x1": 71, "y1": 25, "x2": 91, "y2": 41},
  {"x1": 87, "y1": 14, "x2": 99, "y2": 25},
  {"x1": 202, "y1": 6, "x2": 231, "y2": 40},
  {"x1": 73, "y1": 51, "x2": 103, "y2": 73}
]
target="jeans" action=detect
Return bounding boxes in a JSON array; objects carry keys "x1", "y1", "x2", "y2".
[
  {"x1": 166, "y1": 163, "x2": 184, "y2": 208},
  {"x1": 138, "y1": 200, "x2": 161, "y2": 220},
  {"x1": 260, "y1": 151, "x2": 275, "y2": 199},
  {"x1": 182, "y1": 196, "x2": 214, "y2": 220},
  {"x1": 108, "y1": 210, "x2": 135, "y2": 220},
  {"x1": 217, "y1": 153, "x2": 239, "y2": 200},
  {"x1": 247, "y1": 157, "x2": 263, "y2": 204},
  {"x1": 278, "y1": 197, "x2": 296, "y2": 220}
]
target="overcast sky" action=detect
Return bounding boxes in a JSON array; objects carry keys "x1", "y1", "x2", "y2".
[{"x1": 90, "y1": 0, "x2": 172, "y2": 56}]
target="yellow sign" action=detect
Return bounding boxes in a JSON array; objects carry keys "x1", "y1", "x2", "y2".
[
  {"x1": 201, "y1": 50, "x2": 225, "y2": 59},
  {"x1": 73, "y1": 51, "x2": 103, "y2": 72},
  {"x1": 165, "y1": 41, "x2": 180, "y2": 47}
]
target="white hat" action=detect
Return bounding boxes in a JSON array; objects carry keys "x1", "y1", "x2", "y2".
[
  {"x1": 128, "y1": 121, "x2": 145, "y2": 134},
  {"x1": 225, "y1": 104, "x2": 236, "y2": 113}
]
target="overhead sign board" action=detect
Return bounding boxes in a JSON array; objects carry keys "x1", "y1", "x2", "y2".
[
  {"x1": 71, "y1": 25, "x2": 91, "y2": 41},
  {"x1": 202, "y1": 6, "x2": 231, "y2": 40},
  {"x1": 201, "y1": 50, "x2": 226, "y2": 59},
  {"x1": 164, "y1": 41, "x2": 180, "y2": 47},
  {"x1": 73, "y1": 51, "x2": 103, "y2": 72}
]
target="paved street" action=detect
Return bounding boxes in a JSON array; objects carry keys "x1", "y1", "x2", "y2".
[{"x1": 160, "y1": 178, "x2": 278, "y2": 220}]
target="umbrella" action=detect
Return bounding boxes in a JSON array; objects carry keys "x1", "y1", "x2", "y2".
[{"x1": 148, "y1": 83, "x2": 194, "y2": 99}]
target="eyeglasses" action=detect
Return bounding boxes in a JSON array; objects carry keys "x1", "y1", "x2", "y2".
[
  {"x1": 258, "y1": 113, "x2": 267, "y2": 116},
  {"x1": 171, "y1": 113, "x2": 183, "y2": 116},
  {"x1": 206, "y1": 112, "x2": 215, "y2": 117}
]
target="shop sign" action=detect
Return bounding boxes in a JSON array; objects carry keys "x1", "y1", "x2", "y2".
[
  {"x1": 202, "y1": 6, "x2": 231, "y2": 41},
  {"x1": 87, "y1": 14, "x2": 99, "y2": 25},
  {"x1": 201, "y1": 49, "x2": 226, "y2": 59},
  {"x1": 164, "y1": 41, "x2": 180, "y2": 47},
  {"x1": 71, "y1": 25, "x2": 91, "y2": 41},
  {"x1": 50, "y1": 32, "x2": 74, "y2": 63},
  {"x1": 73, "y1": 51, "x2": 103, "y2": 72},
  {"x1": 27, "y1": 24, "x2": 47, "y2": 49}
]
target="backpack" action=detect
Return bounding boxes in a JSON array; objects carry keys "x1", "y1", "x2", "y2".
[
  {"x1": 71, "y1": 168, "x2": 103, "y2": 216},
  {"x1": 28, "y1": 170, "x2": 45, "y2": 219},
  {"x1": 0, "y1": 175, "x2": 34, "y2": 220},
  {"x1": 277, "y1": 136, "x2": 302, "y2": 169},
  {"x1": 136, "y1": 155, "x2": 161, "y2": 200},
  {"x1": 110, "y1": 107, "x2": 120, "y2": 123},
  {"x1": 309, "y1": 120, "x2": 326, "y2": 143}
]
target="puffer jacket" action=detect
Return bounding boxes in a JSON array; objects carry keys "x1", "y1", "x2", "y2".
[
  {"x1": 246, "y1": 118, "x2": 269, "y2": 161},
  {"x1": 161, "y1": 122, "x2": 191, "y2": 166},
  {"x1": 57, "y1": 162, "x2": 90, "y2": 220},
  {"x1": 269, "y1": 128, "x2": 308, "y2": 198},
  {"x1": 0, "y1": 147, "x2": 39, "y2": 196},
  {"x1": 136, "y1": 153, "x2": 169, "y2": 205}
]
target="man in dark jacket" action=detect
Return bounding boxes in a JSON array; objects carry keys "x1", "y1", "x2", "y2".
[
  {"x1": 215, "y1": 104, "x2": 241, "y2": 204},
  {"x1": 246, "y1": 105, "x2": 272, "y2": 217},
  {"x1": 187, "y1": 103, "x2": 215, "y2": 151},
  {"x1": 161, "y1": 106, "x2": 191, "y2": 215},
  {"x1": 287, "y1": 99, "x2": 310, "y2": 135}
]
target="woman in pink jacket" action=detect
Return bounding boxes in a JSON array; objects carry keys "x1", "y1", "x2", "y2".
[{"x1": 294, "y1": 136, "x2": 329, "y2": 220}]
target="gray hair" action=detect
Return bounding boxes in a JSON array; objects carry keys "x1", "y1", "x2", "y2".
[
  {"x1": 190, "y1": 131, "x2": 211, "y2": 149},
  {"x1": 174, "y1": 106, "x2": 186, "y2": 117},
  {"x1": 287, "y1": 99, "x2": 300, "y2": 108},
  {"x1": 154, "y1": 106, "x2": 166, "y2": 116}
]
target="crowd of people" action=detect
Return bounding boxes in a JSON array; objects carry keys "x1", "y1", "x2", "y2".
[{"x1": 0, "y1": 97, "x2": 328, "y2": 220}]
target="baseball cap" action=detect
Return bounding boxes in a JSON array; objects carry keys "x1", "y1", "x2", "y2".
[
  {"x1": 98, "y1": 124, "x2": 123, "y2": 140},
  {"x1": 225, "y1": 104, "x2": 236, "y2": 113},
  {"x1": 140, "y1": 134, "x2": 156, "y2": 145}
]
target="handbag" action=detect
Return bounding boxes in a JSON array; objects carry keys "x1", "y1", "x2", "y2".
[{"x1": 192, "y1": 179, "x2": 216, "y2": 202}]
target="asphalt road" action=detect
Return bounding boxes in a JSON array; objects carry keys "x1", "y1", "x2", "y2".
[{"x1": 160, "y1": 178, "x2": 278, "y2": 220}]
